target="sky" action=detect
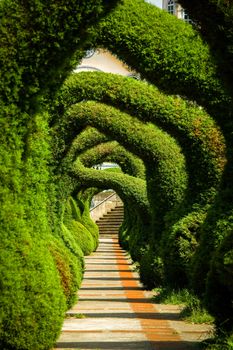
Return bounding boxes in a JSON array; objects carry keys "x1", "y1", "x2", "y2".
[{"x1": 145, "y1": 0, "x2": 162, "y2": 8}]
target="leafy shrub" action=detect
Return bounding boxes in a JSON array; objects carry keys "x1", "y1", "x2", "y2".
[
  {"x1": 205, "y1": 231, "x2": 233, "y2": 332},
  {"x1": 0, "y1": 1, "x2": 120, "y2": 348},
  {"x1": 56, "y1": 71, "x2": 226, "y2": 292},
  {"x1": 49, "y1": 237, "x2": 83, "y2": 309},
  {"x1": 95, "y1": 0, "x2": 230, "y2": 118},
  {"x1": 139, "y1": 245, "x2": 164, "y2": 289},
  {"x1": 162, "y1": 207, "x2": 208, "y2": 288},
  {"x1": 63, "y1": 197, "x2": 95, "y2": 255},
  {"x1": 0, "y1": 237, "x2": 66, "y2": 350}
]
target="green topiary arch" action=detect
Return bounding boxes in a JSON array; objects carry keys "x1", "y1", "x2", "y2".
[{"x1": 54, "y1": 71, "x2": 226, "y2": 287}]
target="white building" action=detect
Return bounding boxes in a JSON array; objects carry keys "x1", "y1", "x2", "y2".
[
  {"x1": 162, "y1": 0, "x2": 192, "y2": 23},
  {"x1": 75, "y1": 48, "x2": 131, "y2": 76}
]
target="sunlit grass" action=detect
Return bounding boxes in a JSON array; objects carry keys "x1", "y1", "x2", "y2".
[{"x1": 152, "y1": 287, "x2": 214, "y2": 324}]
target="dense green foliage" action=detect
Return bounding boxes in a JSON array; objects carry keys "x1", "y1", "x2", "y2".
[
  {"x1": 91, "y1": 0, "x2": 233, "y2": 337},
  {"x1": 79, "y1": 141, "x2": 146, "y2": 180},
  {"x1": 58, "y1": 101, "x2": 188, "y2": 228},
  {"x1": 173, "y1": 2, "x2": 233, "y2": 334},
  {"x1": 74, "y1": 142, "x2": 151, "y2": 269},
  {"x1": 58, "y1": 71, "x2": 226, "y2": 203},
  {"x1": 75, "y1": 140, "x2": 150, "y2": 269},
  {"x1": 73, "y1": 159, "x2": 149, "y2": 220},
  {"x1": 56, "y1": 71, "x2": 226, "y2": 289},
  {"x1": 1, "y1": 0, "x2": 233, "y2": 347},
  {"x1": 178, "y1": 0, "x2": 233, "y2": 97},
  {"x1": 53, "y1": 99, "x2": 190, "y2": 285},
  {"x1": 0, "y1": 1, "x2": 119, "y2": 349},
  {"x1": 94, "y1": 0, "x2": 231, "y2": 119},
  {"x1": 48, "y1": 235, "x2": 83, "y2": 309}
]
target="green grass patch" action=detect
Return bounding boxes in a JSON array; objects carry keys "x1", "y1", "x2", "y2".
[
  {"x1": 202, "y1": 333, "x2": 233, "y2": 349},
  {"x1": 152, "y1": 287, "x2": 190, "y2": 305},
  {"x1": 152, "y1": 288, "x2": 214, "y2": 324},
  {"x1": 180, "y1": 302, "x2": 214, "y2": 324}
]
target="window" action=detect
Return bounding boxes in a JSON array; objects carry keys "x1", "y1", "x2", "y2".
[
  {"x1": 84, "y1": 49, "x2": 95, "y2": 59},
  {"x1": 180, "y1": 8, "x2": 192, "y2": 23},
  {"x1": 167, "y1": 0, "x2": 175, "y2": 15}
]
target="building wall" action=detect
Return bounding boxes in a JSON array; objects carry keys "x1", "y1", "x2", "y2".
[
  {"x1": 75, "y1": 49, "x2": 131, "y2": 76},
  {"x1": 162, "y1": 0, "x2": 191, "y2": 22}
]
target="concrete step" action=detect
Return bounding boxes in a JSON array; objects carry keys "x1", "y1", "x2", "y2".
[
  {"x1": 98, "y1": 215, "x2": 123, "y2": 219},
  {"x1": 98, "y1": 221, "x2": 123, "y2": 224},
  {"x1": 99, "y1": 230, "x2": 119, "y2": 233},
  {"x1": 97, "y1": 220, "x2": 123, "y2": 224},
  {"x1": 99, "y1": 227, "x2": 120, "y2": 230},
  {"x1": 99, "y1": 230, "x2": 119, "y2": 232},
  {"x1": 110, "y1": 212, "x2": 124, "y2": 215},
  {"x1": 96, "y1": 205, "x2": 124, "y2": 238},
  {"x1": 98, "y1": 228, "x2": 122, "y2": 231},
  {"x1": 101, "y1": 213, "x2": 124, "y2": 216},
  {"x1": 97, "y1": 215, "x2": 124, "y2": 221},
  {"x1": 97, "y1": 222, "x2": 123, "y2": 226},
  {"x1": 101, "y1": 212, "x2": 124, "y2": 216}
]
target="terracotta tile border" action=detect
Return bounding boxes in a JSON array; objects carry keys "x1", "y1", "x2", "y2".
[{"x1": 114, "y1": 238, "x2": 181, "y2": 349}]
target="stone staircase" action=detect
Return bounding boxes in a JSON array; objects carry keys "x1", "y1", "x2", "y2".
[{"x1": 96, "y1": 205, "x2": 124, "y2": 237}]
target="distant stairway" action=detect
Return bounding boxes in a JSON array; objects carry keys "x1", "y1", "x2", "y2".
[{"x1": 96, "y1": 205, "x2": 124, "y2": 237}]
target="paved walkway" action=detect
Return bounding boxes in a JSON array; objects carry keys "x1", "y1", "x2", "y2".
[{"x1": 55, "y1": 236, "x2": 212, "y2": 350}]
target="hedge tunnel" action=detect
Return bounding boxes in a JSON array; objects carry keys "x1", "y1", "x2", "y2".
[
  {"x1": 94, "y1": 0, "x2": 233, "y2": 323},
  {"x1": 54, "y1": 100, "x2": 188, "y2": 231},
  {"x1": 1, "y1": 0, "x2": 233, "y2": 347},
  {"x1": 70, "y1": 143, "x2": 152, "y2": 272},
  {"x1": 53, "y1": 99, "x2": 196, "y2": 286},
  {"x1": 54, "y1": 72, "x2": 226, "y2": 287},
  {"x1": 0, "y1": 1, "x2": 120, "y2": 349},
  {"x1": 59, "y1": 127, "x2": 145, "y2": 180},
  {"x1": 73, "y1": 159, "x2": 149, "y2": 220},
  {"x1": 68, "y1": 135, "x2": 150, "y2": 267},
  {"x1": 77, "y1": 140, "x2": 146, "y2": 180},
  {"x1": 57, "y1": 72, "x2": 226, "y2": 205}
]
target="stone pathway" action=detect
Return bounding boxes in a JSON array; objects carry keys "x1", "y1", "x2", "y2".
[{"x1": 55, "y1": 236, "x2": 212, "y2": 350}]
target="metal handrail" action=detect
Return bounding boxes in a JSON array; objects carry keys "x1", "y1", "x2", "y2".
[{"x1": 90, "y1": 192, "x2": 120, "y2": 212}]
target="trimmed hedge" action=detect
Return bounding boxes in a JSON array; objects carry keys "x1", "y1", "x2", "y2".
[
  {"x1": 60, "y1": 129, "x2": 146, "y2": 258},
  {"x1": 1, "y1": 0, "x2": 233, "y2": 341},
  {"x1": 63, "y1": 196, "x2": 95, "y2": 255},
  {"x1": 92, "y1": 1, "x2": 233, "y2": 315},
  {"x1": 0, "y1": 1, "x2": 120, "y2": 348},
  {"x1": 74, "y1": 139, "x2": 149, "y2": 266},
  {"x1": 58, "y1": 72, "x2": 225, "y2": 205},
  {"x1": 94, "y1": 0, "x2": 231, "y2": 119},
  {"x1": 74, "y1": 164, "x2": 150, "y2": 272},
  {"x1": 54, "y1": 126, "x2": 110, "y2": 166},
  {"x1": 73, "y1": 159, "x2": 149, "y2": 221},
  {"x1": 53, "y1": 100, "x2": 188, "y2": 285},
  {"x1": 174, "y1": 2, "x2": 233, "y2": 332},
  {"x1": 48, "y1": 236, "x2": 84, "y2": 309},
  {"x1": 55, "y1": 100, "x2": 188, "y2": 232},
  {"x1": 0, "y1": 235, "x2": 66, "y2": 350},
  {"x1": 55, "y1": 70, "x2": 226, "y2": 290},
  {"x1": 79, "y1": 141, "x2": 145, "y2": 179},
  {"x1": 205, "y1": 230, "x2": 233, "y2": 331},
  {"x1": 74, "y1": 191, "x2": 99, "y2": 251},
  {"x1": 178, "y1": 0, "x2": 233, "y2": 99},
  {"x1": 0, "y1": 113, "x2": 67, "y2": 350},
  {"x1": 162, "y1": 207, "x2": 208, "y2": 288}
]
